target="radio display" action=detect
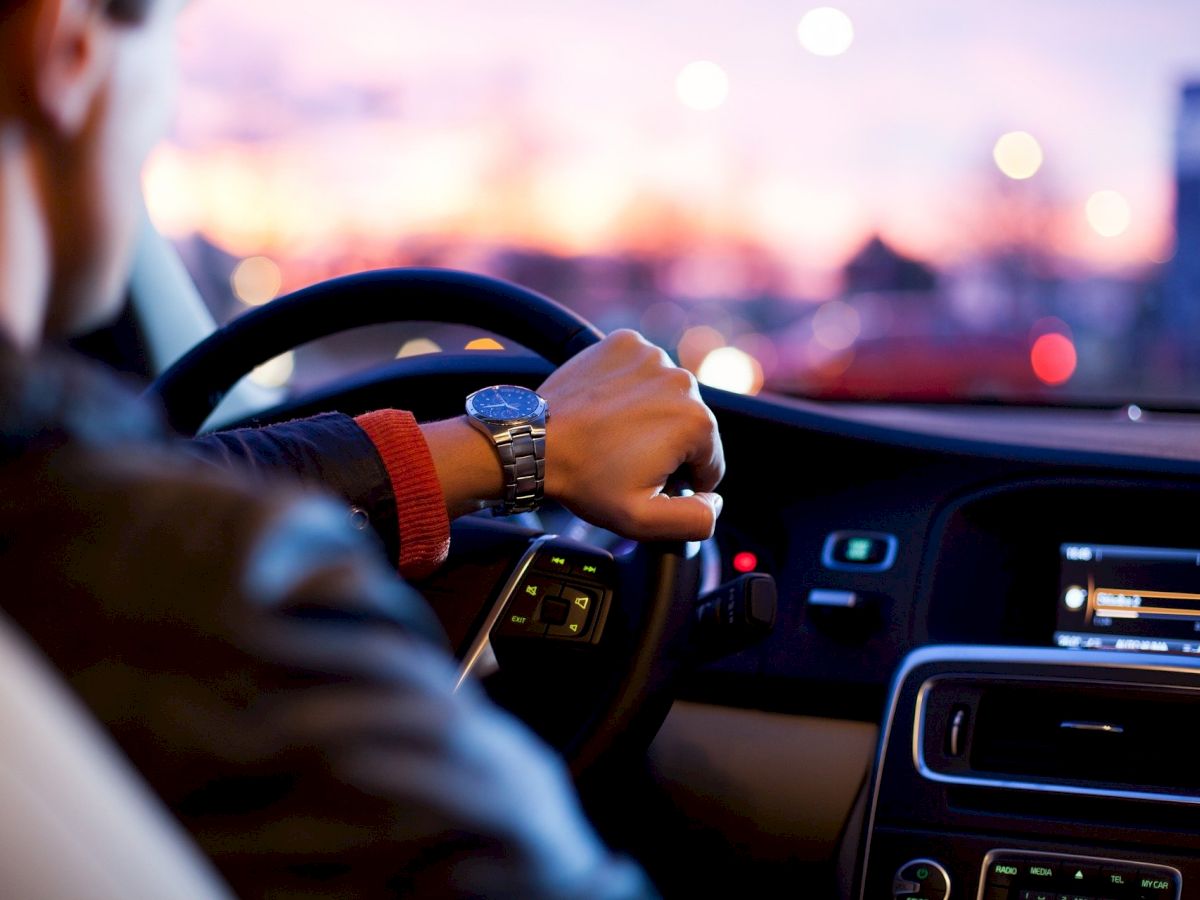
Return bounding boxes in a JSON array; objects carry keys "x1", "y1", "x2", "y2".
[{"x1": 1055, "y1": 542, "x2": 1200, "y2": 655}]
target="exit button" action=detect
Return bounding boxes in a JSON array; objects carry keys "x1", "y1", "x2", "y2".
[{"x1": 822, "y1": 532, "x2": 898, "y2": 572}]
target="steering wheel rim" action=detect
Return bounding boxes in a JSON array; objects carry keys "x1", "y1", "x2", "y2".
[
  {"x1": 147, "y1": 268, "x2": 604, "y2": 437},
  {"x1": 146, "y1": 267, "x2": 701, "y2": 772}
]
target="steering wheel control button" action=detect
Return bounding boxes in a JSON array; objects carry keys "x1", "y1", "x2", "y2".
[
  {"x1": 539, "y1": 598, "x2": 570, "y2": 626},
  {"x1": 573, "y1": 559, "x2": 606, "y2": 579},
  {"x1": 533, "y1": 552, "x2": 573, "y2": 576},
  {"x1": 821, "y1": 531, "x2": 898, "y2": 572},
  {"x1": 496, "y1": 591, "x2": 545, "y2": 637},
  {"x1": 545, "y1": 586, "x2": 596, "y2": 639},
  {"x1": 892, "y1": 859, "x2": 949, "y2": 899},
  {"x1": 532, "y1": 548, "x2": 611, "y2": 582},
  {"x1": 519, "y1": 577, "x2": 560, "y2": 602}
]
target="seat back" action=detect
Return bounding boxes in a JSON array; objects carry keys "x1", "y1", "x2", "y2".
[{"x1": 0, "y1": 613, "x2": 231, "y2": 899}]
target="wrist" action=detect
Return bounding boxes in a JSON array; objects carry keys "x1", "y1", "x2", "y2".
[{"x1": 421, "y1": 415, "x2": 506, "y2": 518}]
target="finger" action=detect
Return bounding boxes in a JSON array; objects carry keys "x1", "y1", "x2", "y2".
[
  {"x1": 683, "y1": 416, "x2": 725, "y2": 493},
  {"x1": 626, "y1": 492, "x2": 723, "y2": 541}
]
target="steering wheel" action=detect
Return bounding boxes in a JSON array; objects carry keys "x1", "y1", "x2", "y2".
[{"x1": 146, "y1": 268, "x2": 704, "y2": 773}]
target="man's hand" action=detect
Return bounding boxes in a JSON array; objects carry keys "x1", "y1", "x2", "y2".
[{"x1": 538, "y1": 329, "x2": 725, "y2": 541}]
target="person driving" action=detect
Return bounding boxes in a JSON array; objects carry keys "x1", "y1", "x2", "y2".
[{"x1": 0, "y1": 0, "x2": 724, "y2": 896}]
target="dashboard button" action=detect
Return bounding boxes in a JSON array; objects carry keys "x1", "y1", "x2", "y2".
[
  {"x1": 1061, "y1": 864, "x2": 1099, "y2": 887},
  {"x1": 808, "y1": 588, "x2": 863, "y2": 609},
  {"x1": 893, "y1": 859, "x2": 949, "y2": 899},
  {"x1": 1098, "y1": 868, "x2": 1134, "y2": 892},
  {"x1": 821, "y1": 531, "x2": 898, "y2": 572},
  {"x1": 987, "y1": 859, "x2": 1020, "y2": 887},
  {"x1": 1022, "y1": 860, "x2": 1061, "y2": 883},
  {"x1": 1018, "y1": 891, "x2": 1057, "y2": 900},
  {"x1": 1135, "y1": 871, "x2": 1175, "y2": 898}
]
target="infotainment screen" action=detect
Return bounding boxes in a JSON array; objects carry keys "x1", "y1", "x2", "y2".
[{"x1": 1055, "y1": 543, "x2": 1200, "y2": 655}]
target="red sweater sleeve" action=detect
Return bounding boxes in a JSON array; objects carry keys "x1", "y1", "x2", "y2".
[{"x1": 355, "y1": 410, "x2": 450, "y2": 581}]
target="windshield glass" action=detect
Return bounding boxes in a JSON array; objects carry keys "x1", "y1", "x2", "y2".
[{"x1": 151, "y1": 1, "x2": 1200, "y2": 405}]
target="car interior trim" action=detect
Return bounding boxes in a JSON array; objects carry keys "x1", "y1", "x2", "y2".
[
  {"x1": 912, "y1": 672, "x2": 1200, "y2": 807},
  {"x1": 857, "y1": 644, "x2": 1200, "y2": 900},
  {"x1": 975, "y1": 849, "x2": 1182, "y2": 900},
  {"x1": 455, "y1": 534, "x2": 558, "y2": 691}
]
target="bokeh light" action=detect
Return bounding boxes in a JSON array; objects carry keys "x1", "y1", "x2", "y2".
[
  {"x1": 811, "y1": 300, "x2": 862, "y2": 351},
  {"x1": 397, "y1": 338, "x2": 442, "y2": 358},
  {"x1": 231, "y1": 256, "x2": 282, "y2": 306},
  {"x1": 249, "y1": 351, "x2": 295, "y2": 389},
  {"x1": 697, "y1": 346, "x2": 764, "y2": 395},
  {"x1": 1030, "y1": 333, "x2": 1077, "y2": 385},
  {"x1": 675, "y1": 61, "x2": 730, "y2": 111},
  {"x1": 992, "y1": 131, "x2": 1044, "y2": 180},
  {"x1": 1086, "y1": 190, "x2": 1132, "y2": 237},
  {"x1": 677, "y1": 325, "x2": 726, "y2": 372},
  {"x1": 465, "y1": 337, "x2": 506, "y2": 350},
  {"x1": 797, "y1": 7, "x2": 854, "y2": 57}
]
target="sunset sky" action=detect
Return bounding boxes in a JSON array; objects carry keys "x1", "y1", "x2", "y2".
[{"x1": 144, "y1": 0, "x2": 1200, "y2": 297}]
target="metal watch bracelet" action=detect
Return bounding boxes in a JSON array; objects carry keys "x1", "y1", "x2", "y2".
[{"x1": 494, "y1": 423, "x2": 546, "y2": 515}]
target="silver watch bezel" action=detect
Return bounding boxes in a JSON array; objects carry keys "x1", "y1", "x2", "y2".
[{"x1": 465, "y1": 385, "x2": 548, "y2": 427}]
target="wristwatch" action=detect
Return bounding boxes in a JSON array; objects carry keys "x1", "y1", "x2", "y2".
[{"x1": 465, "y1": 385, "x2": 548, "y2": 515}]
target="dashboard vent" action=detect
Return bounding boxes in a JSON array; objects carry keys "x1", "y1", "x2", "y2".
[{"x1": 918, "y1": 677, "x2": 1200, "y2": 797}]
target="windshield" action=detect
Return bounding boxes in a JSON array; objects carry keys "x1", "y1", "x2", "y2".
[{"x1": 150, "y1": 1, "x2": 1200, "y2": 406}]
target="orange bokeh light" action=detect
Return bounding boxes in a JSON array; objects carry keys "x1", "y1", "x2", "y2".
[{"x1": 1030, "y1": 333, "x2": 1077, "y2": 385}]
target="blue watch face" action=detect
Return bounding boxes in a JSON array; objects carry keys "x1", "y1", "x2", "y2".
[{"x1": 470, "y1": 386, "x2": 542, "y2": 421}]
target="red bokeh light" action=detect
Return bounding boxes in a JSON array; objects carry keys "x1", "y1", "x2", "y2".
[
  {"x1": 1030, "y1": 333, "x2": 1077, "y2": 386},
  {"x1": 733, "y1": 551, "x2": 759, "y2": 573}
]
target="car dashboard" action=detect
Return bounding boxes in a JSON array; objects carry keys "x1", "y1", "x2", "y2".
[
  {"x1": 232, "y1": 353, "x2": 1200, "y2": 899},
  {"x1": 700, "y1": 392, "x2": 1200, "y2": 900}
]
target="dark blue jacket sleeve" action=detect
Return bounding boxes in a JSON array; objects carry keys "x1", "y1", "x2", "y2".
[{"x1": 183, "y1": 413, "x2": 399, "y2": 564}]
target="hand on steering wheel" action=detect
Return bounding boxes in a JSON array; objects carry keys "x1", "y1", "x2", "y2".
[
  {"x1": 539, "y1": 329, "x2": 724, "y2": 542},
  {"x1": 146, "y1": 269, "x2": 721, "y2": 772}
]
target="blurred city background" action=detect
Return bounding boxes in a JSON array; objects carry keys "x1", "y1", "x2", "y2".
[{"x1": 144, "y1": 1, "x2": 1200, "y2": 405}]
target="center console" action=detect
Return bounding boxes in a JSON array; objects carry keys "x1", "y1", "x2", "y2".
[{"x1": 857, "y1": 646, "x2": 1200, "y2": 900}]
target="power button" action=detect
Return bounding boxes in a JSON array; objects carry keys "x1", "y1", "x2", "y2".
[{"x1": 893, "y1": 858, "x2": 950, "y2": 899}]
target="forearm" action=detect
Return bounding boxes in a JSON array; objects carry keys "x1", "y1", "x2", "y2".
[{"x1": 182, "y1": 412, "x2": 400, "y2": 562}]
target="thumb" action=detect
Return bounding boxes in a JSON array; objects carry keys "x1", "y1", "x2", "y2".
[{"x1": 626, "y1": 492, "x2": 723, "y2": 541}]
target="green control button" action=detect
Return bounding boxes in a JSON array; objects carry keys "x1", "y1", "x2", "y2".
[
  {"x1": 495, "y1": 590, "x2": 545, "y2": 638},
  {"x1": 988, "y1": 861, "x2": 1019, "y2": 887},
  {"x1": 1101, "y1": 868, "x2": 1133, "y2": 888},
  {"x1": 897, "y1": 860, "x2": 948, "y2": 896},
  {"x1": 1138, "y1": 873, "x2": 1175, "y2": 898},
  {"x1": 1025, "y1": 862, "x2": 1057, "y2": 880},
  {"x1": 845, "y1": 538, "x2": 873, "y2": 561},
  {"x1": 533, "y1": 552, "x2": 574, "y2": 574}
]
